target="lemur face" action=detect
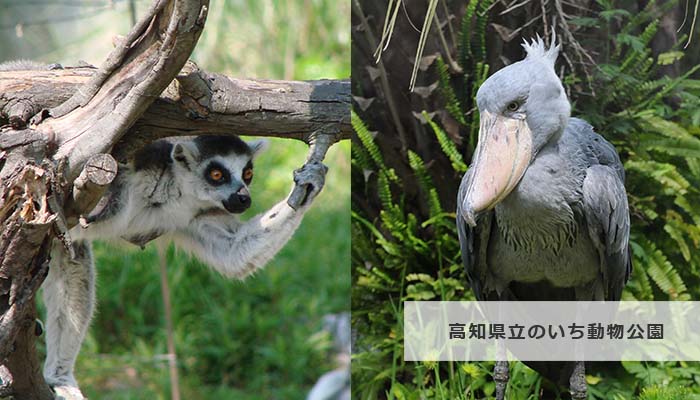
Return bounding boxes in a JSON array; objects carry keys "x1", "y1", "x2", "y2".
[
  {"x1": 170, "y1": 135, "x2": 268, "y2": 214},
  {"x1": 201, "y1": 156, "x2": 255, "y2": 213}
]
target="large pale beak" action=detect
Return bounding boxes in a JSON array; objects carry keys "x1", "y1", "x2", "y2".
[{"x1": 462, "y1": 110, "x2": 533, "y2": 226}]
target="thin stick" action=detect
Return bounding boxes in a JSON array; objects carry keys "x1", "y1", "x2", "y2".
[{"x1": 157, "y1": 245, "x2": 181, "y2": 400}]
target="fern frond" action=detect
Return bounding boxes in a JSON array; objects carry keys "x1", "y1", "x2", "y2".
[
  {"x1": 407, "y1": 150, "x2": 443, "y2": 218},
  {"x1": 634, "y1": 112, "x2": 693, "y2": 139},
  {"x1": 352, "y1": 110, "x2": 400, "y2": 182},
  {"x1": 640, "y1": 64, "x2": 700, "y2": 110},
  {"x1": 377, "y1": 170, "x2": 395, "y2": 212},
  {"x1": 675, "y1": 196, "x2": 700, "y2": 226},
  {"x1": 638, "y1": 239, "x2": 689, "y2": 300},
  {"x1": 427, "y1": 188, "x2": 443, "y2": 218},
  {"x1": 625, "y1": 160, "x2": 690, "y2": 195},
  {"x1": 474, "y1": 0, "x2": 492, "y2": 62},
  {"x1": 638, "y1": 20, "x2": 659, "y2": 48},
  {"x1": 422, "y1": 111, "x2": 468, "y2": 173},
  {"x1": 407, "y1": 150, "x2": 434, "y2": 192},
  {"x1": 645, "y1": 137, "x2": 700, "y2": 159},
  {"x1": 352, "y1": 141, "x2": 375, "y2": 172},
  {"x1": 352, "y1": 110, "x2": 382, "y2": 166},
  {"x1": 627, "y1": 240, "x2": 654, "y2": 300},
  {"x1": 459, "y1": 0, "x2": 479, "y2": 69},
  {"x1": 436, "y1": 57, "x2": 466, "y2": 124},
  {"x1": 663, "y1": 211, "x2": 692, "y2": 261}
]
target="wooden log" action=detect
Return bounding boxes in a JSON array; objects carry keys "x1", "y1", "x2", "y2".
[{"x1": 0, "y1": 66, "x2": 351, "y2": 163}]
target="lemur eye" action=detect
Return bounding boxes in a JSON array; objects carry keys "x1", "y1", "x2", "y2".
[
  {"x1": 210, "y1": 169, "x2": 223, "y2": 181},
  {"x1": 243, "y1": 168, "x2": 253, "y2": 181},
  {"x1": 507, "y1": 101, "x2": 520, "y2": 112}
]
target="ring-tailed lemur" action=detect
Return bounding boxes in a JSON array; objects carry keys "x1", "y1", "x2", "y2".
[{"x1": 44, "y1": 135, "x2": 327, "y2": 399}]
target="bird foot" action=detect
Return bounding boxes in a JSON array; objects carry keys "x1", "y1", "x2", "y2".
[
  {"x1": 569, "y1": 362, "x2": 587, "y2": 400},
  {"x1": 494, "y1": 360, "x2": 509, "y2": 400},
  {"x1": 571, "y1": 388, "x2": 587, "y2": 400}
]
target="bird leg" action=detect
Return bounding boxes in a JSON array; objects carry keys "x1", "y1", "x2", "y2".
[
  {"x1": 493, "y1": 301, "x2": 509, "y2": 400},
  {"x1": 494, "y1": 360, "x2": 509, "y2": 400},
  {"x1": 569, "y1": 361, "x2": 587, "y2": 400}
]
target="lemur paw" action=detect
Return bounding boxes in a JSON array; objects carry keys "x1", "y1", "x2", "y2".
[
  {"x1": 288, "y1": 161, "x2": 328, "y2": 210},
  {"x1": 52, "y1": 385, "x2": 86, "y2": 400}
]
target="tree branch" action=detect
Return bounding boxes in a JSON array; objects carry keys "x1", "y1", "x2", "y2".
[{"x1": 0, "y1": 65, "x2": 351, "y2": 163}]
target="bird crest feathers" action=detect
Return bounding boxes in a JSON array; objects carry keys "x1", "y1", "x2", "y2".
[{"x1": 522, "y1": 32, "x2": 560, "y2": 68}]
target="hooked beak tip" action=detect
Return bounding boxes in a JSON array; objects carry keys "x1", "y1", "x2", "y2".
[{"x1": 462, "y1": 203, "x2": 478, "y2": 227}]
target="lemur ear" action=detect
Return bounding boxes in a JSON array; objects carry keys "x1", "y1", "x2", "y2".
[
  {"x1": 171, "y1": 142, "x2": 198, "y2": 170},
  {"x1": 247, "y1": 139, "x2": 269, "y2": 159}
]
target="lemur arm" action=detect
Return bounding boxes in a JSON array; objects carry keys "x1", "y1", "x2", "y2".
[{"x1": 171, "y1": 161, "x2": 327, "y2": 279}]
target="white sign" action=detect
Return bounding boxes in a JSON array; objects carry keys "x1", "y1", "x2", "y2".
[{"x1": 403, "y1": 301, "x2": 700, "y2": 361}]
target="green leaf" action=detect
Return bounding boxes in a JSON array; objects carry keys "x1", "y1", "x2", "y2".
[
  {"x1": 657, "y1": 51, "x2": 685, "y2": 65},
  {"x1": 422, "y1": 111, "x2": 468, "y2": 173}
]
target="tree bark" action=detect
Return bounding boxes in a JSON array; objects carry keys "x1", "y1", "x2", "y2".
[{"x1": 0, "y1": 65, "x2": 351, "y2": 164}]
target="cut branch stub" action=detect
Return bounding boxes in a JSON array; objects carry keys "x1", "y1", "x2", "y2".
[
  {"x1": 79, "y1": 153, "x2": 118, "y2": 186},
  {"x1": 67, "y1": 153, "x2": 118, "y2": 223},
  {"x1": 7, "y1": 101, "x2": 33, "y2": 130}
]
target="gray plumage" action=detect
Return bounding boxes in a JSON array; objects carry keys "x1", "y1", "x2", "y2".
[
  {"x1": 456, "y1": 35, "x2": 631, "y2": 396},
  {"x1": 458, "y1": 117, "x2": 631, "y2": 301}
]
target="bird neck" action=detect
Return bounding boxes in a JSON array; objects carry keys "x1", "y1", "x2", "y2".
[{"x1": 494, "y1": 141, "x2": 583, "y2": 253}]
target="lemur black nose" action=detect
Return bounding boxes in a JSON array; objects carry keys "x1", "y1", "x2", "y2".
[
  {"x1": 236, "y1": 193, "x2": 251, "y2": 207},
  {"x1": 222, "y1": 189, "x2": 251, "y2": 213}
]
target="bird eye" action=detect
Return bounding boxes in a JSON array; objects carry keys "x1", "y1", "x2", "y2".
[
  {"x1": 243, "y1": 168, "x2": 253, "y2": 181},
  {"x1": 209, "y1": 169, "x2": 223, "y2": 181},
  {"x1": 507, "y1": 101, "x2": 520, "y2": 112}
]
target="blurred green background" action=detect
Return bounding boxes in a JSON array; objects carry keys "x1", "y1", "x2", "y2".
[{"x1": 1, "y1": 0, "x2": 350, "y2": 398}]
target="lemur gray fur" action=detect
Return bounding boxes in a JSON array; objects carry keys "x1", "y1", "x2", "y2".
[
  {"x1": 0, "y1": 59, "x2": 62, "y2": 71},
  {"x1": 46, "y1": 135, "x2": 326, "y2": 400}
]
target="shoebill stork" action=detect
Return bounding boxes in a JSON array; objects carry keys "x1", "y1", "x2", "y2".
[{"x1": 456, "y1": 37, "x2": 631, "y2": 399}]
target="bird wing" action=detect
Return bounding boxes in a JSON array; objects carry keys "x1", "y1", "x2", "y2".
[
  {"x1": 581, "y1": 163, "x2": 632, "y2": 300},
  {"x1": 571, "y1": 118, "x2": 631, "y2": 300},
  {"x1": 456, "y1": 168, "x2": 494, "y2": 301}
]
